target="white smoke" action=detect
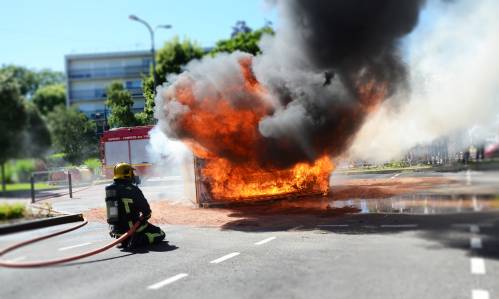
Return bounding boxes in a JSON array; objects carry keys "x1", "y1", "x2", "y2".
[
  {"x1": 348, "y1": 0, "x2": 499, "y2": 162},
  {"x1": 146, "y1": 126, "x2": 196, "y2": 203}
]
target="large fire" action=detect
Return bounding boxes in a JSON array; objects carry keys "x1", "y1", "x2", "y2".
[
  {"x1": 162, "y1": 56, "x2": 385, "y2": 201},
  {"x1": 201, "y1": 155, "x2": 334, "y2": 200}
]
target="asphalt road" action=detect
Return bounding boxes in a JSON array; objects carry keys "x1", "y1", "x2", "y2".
[{"x1": 1, "y1": 170, "x2": 498, "y2": 299}]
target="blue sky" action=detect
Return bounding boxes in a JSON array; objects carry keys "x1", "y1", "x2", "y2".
[{"x1": 0, "y1": 0, "x2": 276, "y2": 71}]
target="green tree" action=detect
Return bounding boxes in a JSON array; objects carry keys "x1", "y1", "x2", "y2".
[
  {"x1": 140, "y1": 37, "x2": 204, "y2": 124},
  {"x1": 231, "y1": 20, "x2": 252, "y2": 37},
  {"x1": 210, "y1": 26, "x2": 274, "y2": 56},
  {"x1": 20, "y1": 103, "x2": 52, "y2": 158},
  {"x1": 0, "y1": 65, "x2": 64, "y2": 97},
  {"x1": 47, "y1": 106, "x2": 97, "y2": 165},
  {"x1": 0, "y1": 65, "x2": 38, "y2": 96},
  {"x1": 0, "y1": 73, "x2": 27, "y2": 191},
  {"x1": 32, "y1": 83, "x2": 66, "y2": 115},
  {"x1": 106, "y1": 81, "x2": 137, "y2": 128},
  {"x1": 35, "y1": 69, "x2": 65, "y2": 87}
]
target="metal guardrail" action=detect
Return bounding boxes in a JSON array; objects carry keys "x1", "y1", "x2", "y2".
[{"x1": 29, "y1": 169, "x2": 94, "y2": 203}]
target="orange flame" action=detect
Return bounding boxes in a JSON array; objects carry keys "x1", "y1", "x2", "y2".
[
  {"x1": 166, "y1": 56, "x2": 385, "y2": 201},
  {"x1": 202, "y1": 156, "x2": 334, "y2": 200}
]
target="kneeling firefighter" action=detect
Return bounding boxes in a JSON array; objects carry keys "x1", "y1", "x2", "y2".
[{"x1": 106, "y1": 162, "x2": 165, "y2": 249}]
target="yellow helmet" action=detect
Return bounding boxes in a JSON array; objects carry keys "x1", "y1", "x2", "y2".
[{"x1": 113, "y1": 162, "x2": 135, "y2": 180}]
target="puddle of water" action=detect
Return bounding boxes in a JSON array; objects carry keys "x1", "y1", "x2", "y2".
[{"x1": 271, "y1": 194, "x2": 499, "y2": 215}]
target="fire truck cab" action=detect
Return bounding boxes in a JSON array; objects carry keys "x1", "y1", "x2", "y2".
[{"x1": 100, "y1": 126, "x2": 153, "y2": 179}]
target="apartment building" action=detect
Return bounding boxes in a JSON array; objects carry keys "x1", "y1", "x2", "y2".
[{"x1": 65, "y1": 50, "x2": 152, "y2": 128}]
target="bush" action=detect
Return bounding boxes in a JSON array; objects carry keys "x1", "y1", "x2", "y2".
[
  {"x1": 84, "y1": 158, "x2": 102, "y2": 176},
  {"x1": 0, "y1": 203, "x2": 25, "y2": 221},
  {"x1": 46, "y1": 153, "x2": 69, "y2": 168},
  {"x1": 12, "y1": 159, "x2": 36, "y2": 182},
  {"x1": 3, "y1": 159, "x2": 36, "y2": 183},
  {"x1": 2, "y1": 163, "x2": 14, "y2": 184}
]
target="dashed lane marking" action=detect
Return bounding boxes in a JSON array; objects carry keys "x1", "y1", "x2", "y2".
[
  {"x1": 210, "y1": 252, "x2": 240, "y2": 264},
  {"x1": 472, "y1": 289, "x2": 490, "y2": 299},
  {"x1": 451, "y1": 223, "x2": 493, "y2": 229},
  {"x1": 471, "y1": 257, "x2": 486, "y2": 275},
  {"x1": 255, "y1": 237, "x2": 276, "y2": 246},
  {"x1": 380, "y1": 224, "x2": 418, "y2": 228},
  {"x1": 58, "y1": 242, "x2": 92, "y2": 251},
  {"x1": 147, "y1": 273, "x2": 188, "y2": 290},
  {"x1": 470, "y1": 225, "x2": 480, "y2": 234},
  {"x1": 466, "y1": 170, "x2": 472, "y2": 186},
  {"x1": 6, "y1": 256, "x2": 26, "y2": 262},
  {"x1": 470, "y1": 237, "x2": 483, "y2": 250},
  {"x1": 390, "y1": 173, "x2": 402, "y2": 179}
]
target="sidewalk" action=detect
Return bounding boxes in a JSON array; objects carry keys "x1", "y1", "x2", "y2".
[{"x1": 36, "y1": 176, "x2": 187, "y2": 215}]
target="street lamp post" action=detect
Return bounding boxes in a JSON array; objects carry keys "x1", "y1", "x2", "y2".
[{"x1": 129, "y1": 15, "x2": 172, "y2": 94}]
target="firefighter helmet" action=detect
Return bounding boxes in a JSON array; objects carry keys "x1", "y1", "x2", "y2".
[{"x1": 113, "y1": 162, "x2": 135, "y2": 180}]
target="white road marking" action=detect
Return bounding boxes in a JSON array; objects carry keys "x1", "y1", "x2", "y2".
[
  {"x1": 255, "y1": 237, "x2": 276, "y2": 246},
  {"x1": 380, "y1": 224, "x2": 418, "y2": 228},
  {"x1": 470, "y1": 237, "x2": 483, "y2": 249},
  {"x1": 472, "y1": 195, "x2": 481, "y2": 212},
  {"x1": 466, "y1": 170, "x2": 472, "y2": 186},
  {"x1": 6, "y1": 256, "x2": 26, "y2": 262},
  {"x1": 470, "y1": 225, "x2": 480, "y2": 234},
  {"x1": 317, "y1": 224, "x2": 349, "y2": 228},
  {"x1": 147, "y1": 273, "x2": 188, "y2": 290},
  {"x1": 472, "y1": 289, "x2": 489, "y2": 299},
  {"x1": 390, "y1": 173, "x2": 402, "y2": 179},
  {"x1": 210, "y1": 252, "x2": 240, "y2": 264},
  {"x1": 58, "y1": 242, "x2": 92, "y2": 251},
  {"x1": 471, "y1": 257, "x2": 486, "y2": 274},
  {"x1": 452, "y1": 223, "x2": 493, "y2": 229}
]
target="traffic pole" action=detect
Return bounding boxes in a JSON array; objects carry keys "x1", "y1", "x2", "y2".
[
  {"x1": 30, "y1": 176, "x2": 35, "y2": 203},
  {"x1": 68, "y1": 173, "x2": 73, "y2": 199}
]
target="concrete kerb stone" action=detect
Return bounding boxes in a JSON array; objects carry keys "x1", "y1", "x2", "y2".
[{"x1": 0, "y1": 213, "x2": 85, "y2": 235}]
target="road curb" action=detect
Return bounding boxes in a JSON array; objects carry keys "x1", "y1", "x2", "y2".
[
  {"x1": 337, "y1": 168, "x2": 424, "y2": 175},
  {"x1": 0, "y1": 214, "x2": 85, "y2": 236}
]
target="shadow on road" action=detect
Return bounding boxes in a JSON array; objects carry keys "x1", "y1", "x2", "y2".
[
  {"x1": 124, "y1": 241, "x2": 179, "y2": 254},
  {"x1": 57, "y1": 241, "x2": 178, "y2": 267},
  {"x1": 221, "y1": 206, "x2": 499, "y2": 260},
  {"x1": 60, "y1": 252, "x2": 136, "y2": 267}
]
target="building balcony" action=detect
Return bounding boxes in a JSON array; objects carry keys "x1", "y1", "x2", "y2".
[
  {"x1": 69, "y1": 88, "x2": 144, "y2": 101},
  {"x1": 68, "y1": 65, "x2": 150, "y2": 80}
]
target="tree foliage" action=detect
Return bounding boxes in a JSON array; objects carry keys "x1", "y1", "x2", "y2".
[
  {"x1": 32, "y1": 83, "x2": 66, "y2": 115},
  {"x1": 106, "y1": 81, "x2": 137, "y2": 128},
  {"x1": 47, "y1": 106, "x2": 97, "y2": 165},
  {"x1": 0, "y1": 65, "x2": 64, "y2": 97},
  {"x1": 35, "y1": 69, "x2": 65, "y2": 88},
  {"x1": 20, "y1": 103, "x2": 52, "y2": 158},
  {"x1": 231, "y1": 21, "x2": 252, "y2": 37},
  {"x1": 140, "y1": 37, "x2": 204, "y2": 124},
  {"x1": 0, "y1": 73, "x2": 27, "y2": 164},
  {"x1": 210, "y1": 26, "x2": 274, "y2": 56}
]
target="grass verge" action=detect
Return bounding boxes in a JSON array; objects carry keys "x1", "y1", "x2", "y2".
[
  {"x1": 4, "y1": 183, "x2": 57, "y2": 192},
  {"x1": 0, "y1": 203, "x2": 25, "y2": 221}
]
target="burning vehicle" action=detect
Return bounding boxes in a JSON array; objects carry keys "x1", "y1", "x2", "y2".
[{"x1": 153, "y1": 0, "x2": 426, "y2": 205}]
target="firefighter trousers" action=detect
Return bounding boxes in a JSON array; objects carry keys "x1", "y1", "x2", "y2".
[
  {"x1": 112, "y1": 222, "x2": 165, "y2": 247},
  {"x1": 133, "y1": 222, "x2": 166, "y2": 246}
]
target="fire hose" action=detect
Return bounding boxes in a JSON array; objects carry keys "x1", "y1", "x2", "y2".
[{"x1": 0, "y1": 218, "x2": 141, "y2": 268}]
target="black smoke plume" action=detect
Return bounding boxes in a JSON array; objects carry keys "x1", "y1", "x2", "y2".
[{"x1": 155, "y1": 0, "x2": 427, "y2": 168}]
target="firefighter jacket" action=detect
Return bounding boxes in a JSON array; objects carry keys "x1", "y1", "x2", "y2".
[{"x1": 105, "y1": 179, "x2": 152, "y2": 234}]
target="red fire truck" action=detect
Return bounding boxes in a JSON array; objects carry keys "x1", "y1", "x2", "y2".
[{"x1": 100, "y1": 126, "x2": 154, "y2": 179}]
